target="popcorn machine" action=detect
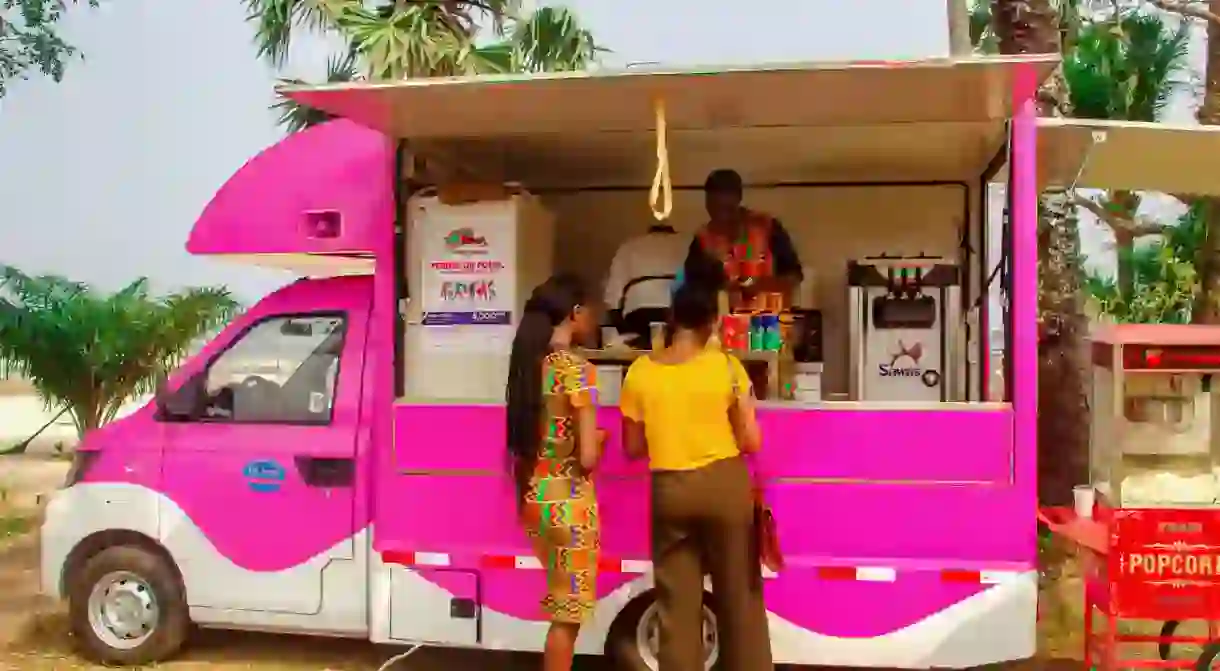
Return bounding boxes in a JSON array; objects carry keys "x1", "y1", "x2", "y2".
[
  {"x1": 1090, "y1": 325, "x2": 1220, "y2": 509},
  {"x1": 1068, "y1": 325, "x2": 1220, "y2": 671}
]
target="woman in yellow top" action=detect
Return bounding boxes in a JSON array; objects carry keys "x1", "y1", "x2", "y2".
[
  {"x1": 619, "y1": 284, "x2": 772, "y2": 671},
  {"x1": 505, "y1": 275, "x2": 603, "y2": 671}
]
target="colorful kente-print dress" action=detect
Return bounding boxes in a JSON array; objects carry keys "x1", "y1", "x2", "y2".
[{"x1": 521, "y1": 349, "x2": 600, "y2": 624}]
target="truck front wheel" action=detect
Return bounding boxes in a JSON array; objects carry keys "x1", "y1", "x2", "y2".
[
  {"x1": 68, "y1": 545, "x2": 189, "y2": 665},
  {"x1": 605, "y1": 592, "x2": 721, "y2": 671}
]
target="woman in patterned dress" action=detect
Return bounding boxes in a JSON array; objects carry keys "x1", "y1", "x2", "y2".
[{"x1": 506, "y1": 274, "x2": 603, "y2": 671}]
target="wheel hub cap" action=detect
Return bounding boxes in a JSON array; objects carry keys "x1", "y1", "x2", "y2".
[
  {"x1": 636, "y1": 602, "x2": 719, "y2": 670},
  {"x1": 87, "y1": 571, "x2": 158, "y2": 650}
]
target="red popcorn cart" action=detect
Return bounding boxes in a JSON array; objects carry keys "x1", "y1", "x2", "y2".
[{"x1": 1043, "y1": 324, "x2": 1220, "y2": 670}]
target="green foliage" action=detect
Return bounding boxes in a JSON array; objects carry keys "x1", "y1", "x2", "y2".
[
  {"x1": 969, "y1": 0, "x2": 998, "y2": 53},
  {"x1": 0, "y1": 0, "x2": 98, "y2": 98},
  {"x1": 1061, "y1": 9, "x2": 1189, "y2": 309},
  {"x1": 0, "y1": 266, "x2": 239, "y2": 436},
  {"x1": 244, "y1": 0, "x2": 606, "y2": 132},
  {"x1": 272, "y1": 52, "x2": 359, "y2": 134},
  {"x1": 1064, "y1": 11, "x2": 1190, "y2": 122},
  {"x1": 1085, "y1": 208, "x2": 1202, "y2": 324}
]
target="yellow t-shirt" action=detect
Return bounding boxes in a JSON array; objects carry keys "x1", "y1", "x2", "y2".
[{"x1": 619, "y1": 349, "x2": 753, "y2": 471}]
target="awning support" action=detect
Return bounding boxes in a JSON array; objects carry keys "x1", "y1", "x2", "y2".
[{"x1": 1067, "y1": 129, "x2": 1108, "y2": 192}]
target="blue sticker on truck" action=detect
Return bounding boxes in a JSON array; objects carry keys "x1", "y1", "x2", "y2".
[{"x1": 243, "y1": 459, "x2": 286, "y2": 493}]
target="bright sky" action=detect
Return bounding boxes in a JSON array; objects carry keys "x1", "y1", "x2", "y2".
[{"x1": 0, "y1": 0, "x2": 1205, "y2": 304}]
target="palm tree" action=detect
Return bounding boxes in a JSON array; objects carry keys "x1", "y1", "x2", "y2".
[
  {"x1": 0, "y1": 266, "x2": 238, "y2": 440},
  {"x1": 1065, "y1": 11, "x2": 1190, "y2": 300},
  {"x1": 243, "y1": 0, "x2": 605, "y2": 132},
  {"x1": 989, "y1": 0, "x2": 1091, "y2": 506}
]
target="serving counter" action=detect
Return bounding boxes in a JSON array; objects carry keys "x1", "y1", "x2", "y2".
[
  {"x1": 576, "y1": 347, "x2": 784, "y2": 400},
  {"x1": 391, "y1": 395, "x2": 1014, "y2": 484}
]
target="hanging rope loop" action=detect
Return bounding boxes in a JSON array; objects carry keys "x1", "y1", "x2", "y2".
[{"x1": 648, "y1": 98, "x2": 673, "y2": 221}]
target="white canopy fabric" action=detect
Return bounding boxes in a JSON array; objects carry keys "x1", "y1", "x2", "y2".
[
  {"x1": 1036, "y1": 118, "x2": 1220, "y2": 196},
  {"x1": 281, "y1": 57, "x2": 1220, "y2": 195},
  {"x1": 282, "y1": 56, "x2": 1058, "y2": 188}
]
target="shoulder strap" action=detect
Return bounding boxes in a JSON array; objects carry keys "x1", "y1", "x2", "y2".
[{"x1": 725, "y1": 352, "x2": 741, "y2": 397}]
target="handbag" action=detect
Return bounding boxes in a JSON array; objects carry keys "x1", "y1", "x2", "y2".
[
  {"x1": 725, "y1": 352, "x2": 785, "y2": 573},
  {"x1": 753, "y1": 481, "x2": 784, "y2": 573}
]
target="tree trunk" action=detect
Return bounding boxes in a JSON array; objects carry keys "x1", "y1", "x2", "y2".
[
  {"x1": 1109, "y1": 190, "x2": 1143, "y2": 303},
  {"x1": 1037, "y1": 188, "x2": 1091, "y2": 506},
  {"x1": 993, "y1": 0, "x2": 1091, "y2": 506},
  {"x1": 1195, "y1": 1, "x2": 1220, "y2": 323},
  {"x1": 948, "y1": 0, "x2": 974, "y2": 55}
]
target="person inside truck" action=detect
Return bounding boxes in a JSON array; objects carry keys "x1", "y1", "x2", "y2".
[
  {"x1": 602, "y1": 220, "x2": 692, "y2": 348},
  {"x1": 504, "y1": 274, "x2": 603, "y2": 671},
  {"x1": 682, "y1": 168, "x2": 804, "y2": 311}
]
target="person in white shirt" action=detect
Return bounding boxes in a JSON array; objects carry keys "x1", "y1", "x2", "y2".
[{"x1": 603, "y1": 223, "x2": 693, "y2": 348}]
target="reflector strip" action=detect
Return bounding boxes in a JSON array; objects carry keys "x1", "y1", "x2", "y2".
[
  {"x1": 815, "y1": 566, "x2": 897, "y2": 582},
  {"x1": 379, "y1": 551, "x2": 1022, "y2": 584}
]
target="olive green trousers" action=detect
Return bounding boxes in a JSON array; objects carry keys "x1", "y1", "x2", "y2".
[{"x1": 650, "y1": 455, "x2": 774, "y2": 671}]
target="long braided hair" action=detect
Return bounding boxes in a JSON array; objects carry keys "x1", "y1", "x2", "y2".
[{"x1": 505, "y1": 274, "x2": 588, "y2": 501}]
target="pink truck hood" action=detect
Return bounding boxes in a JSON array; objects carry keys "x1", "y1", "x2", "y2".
[{"x1": 186, "y1": 120, "x2": 393, "y2": 257}]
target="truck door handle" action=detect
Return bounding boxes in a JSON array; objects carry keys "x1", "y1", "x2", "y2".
[{"x1": 294, "y1": 456, "x2": 355, "y2": 488}]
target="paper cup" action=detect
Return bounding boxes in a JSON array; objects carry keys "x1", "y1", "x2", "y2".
[{"x1": 1073, "y1": 485, "x2": 1095, "y2": 519}]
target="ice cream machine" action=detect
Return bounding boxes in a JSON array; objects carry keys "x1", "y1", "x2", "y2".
[{"x1": 848, "y1": 256, "x2": 961, "y2": 402}]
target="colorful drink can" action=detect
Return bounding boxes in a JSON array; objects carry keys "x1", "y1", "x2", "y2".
[
  {"x1": 720, "y1": 314, "x2": 750, "y2": 351},
  {"x1": 750, "y1": 315, "x2": 766, "y2": 351},
  {"x1": 761, "y1": 317, "x2": 780, "y2": 356}
]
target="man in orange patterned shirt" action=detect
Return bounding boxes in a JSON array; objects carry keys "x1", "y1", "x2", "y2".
[{"x1": 682, "y1": 169, "x2": 804, "y2": 310}]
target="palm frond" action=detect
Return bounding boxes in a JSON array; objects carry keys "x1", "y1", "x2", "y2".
[
  {"x1": 271, "y1": 52, "x2": 359, "y2": 133},
  {"x1": 0, "y1": 264, "x2": 239, "y2": 435},
  {"x1": 318, "y1": 0, "x2": 466, "y2": 79},
  {"x1": 242, "y1": 0, "x2": 330, "y2": 67},
  {"x1": 502, "y1": 6, "x2": 605, "y2": 73},
  {"x1": 263, "y1": 1, "x2": 604, "y2": 131},
  {"x1": 1064, "y1": 10, "x2": 1189, "y2": 121}
]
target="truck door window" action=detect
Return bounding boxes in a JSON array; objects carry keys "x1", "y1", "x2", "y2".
[{"x1": 200, "y1": 314, "x2": 347, "y2": 424}]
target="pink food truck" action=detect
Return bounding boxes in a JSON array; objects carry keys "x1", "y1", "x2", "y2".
[{"x1": 40, "y1": 55, "x2": 1127, "y2": 668}]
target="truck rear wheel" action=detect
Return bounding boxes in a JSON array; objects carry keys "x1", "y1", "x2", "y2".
[
  {"x1": 605, "y1": 592, "x2": 721, "y2": 671},
  {"x1": 68, "y1": 545, "x2": 189, "y2": 665}
]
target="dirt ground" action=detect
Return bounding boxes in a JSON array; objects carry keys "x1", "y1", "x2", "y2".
[
  {"x1": 0, "y1": 528, "x2": 1092, "y2": 671},
  {"x1": 0, "y1": 450, "x2": 571, "y2": 671},
  {"x1": 0, "y1": 531, "x2": 577, "y2": 671},
  {"x1": 0, "y1": 453, "x2": 1196, "y2": 671}
]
